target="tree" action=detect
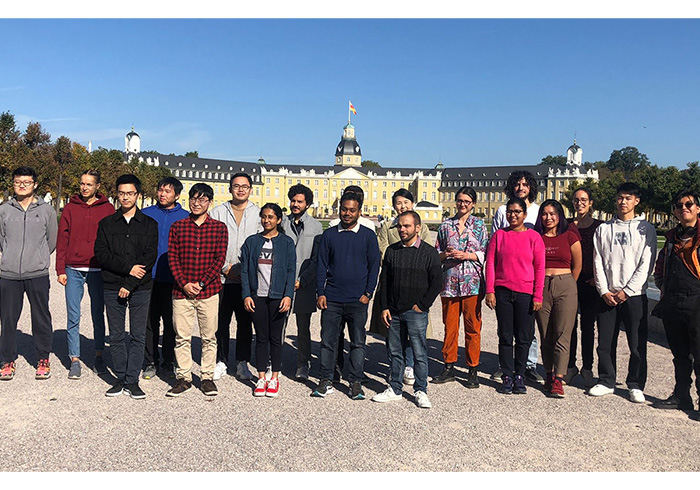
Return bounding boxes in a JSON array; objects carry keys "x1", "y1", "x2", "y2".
[
  {"x1": 562, "y1": 177, "x2": 599, "y2": 214},
  {"x1": 539, "y1": 155, "x2": 567, "y2": 167},
  {"x1": 606, "y1": 146, "x2": 650, "y2": 179},
  {"x1": 681, "y1": 161, "x2": 700, "y2": 192},
  {"x1": 361, "y1": 160, "x2": 381, "y2": 168},
  {"x1": 594, "y1": 171, "x2": 627, "y2": 215},
  {"x1": 0, "y1": 111, "x2": 21, "y2": 192},
  {"x1": 184, "y1": 151, "x2": 199, "y2": 158}
]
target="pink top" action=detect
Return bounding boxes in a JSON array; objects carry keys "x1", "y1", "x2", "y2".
[{"x1": 486, "y1": 228, "x2": 546, "y2": 302}]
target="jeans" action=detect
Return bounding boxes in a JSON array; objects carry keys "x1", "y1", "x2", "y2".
[
  {"x1": 217, "y1": 283, "x2": 253, "y2": 363},
  {"x1": 494, "y1": 287, "x2": 535, "y2": 378},
  {"x1": 296, "y1": 312, "x2": 312, "y2": 366},
  {"x1": 568, "y1": 279, "x2": 598, "y2": 371},
  {"x1": 144, "y1": 281, "x2": 176, "y2": 365},
  {"x1": 320, "y1": 301, "x2": 368, "y2": 382},
  {"x1": 65, "y1": 267, "x2": 106, "y2": 359},
  {"x1": 104, "y1": 288, "x2": 150, "y2": 384},
  {"x1": 387, "y1": 309, "x2": 429, "y2": 394},
  {"x1": 250, "y1": 296, "x2": 286, "y2": 373}
]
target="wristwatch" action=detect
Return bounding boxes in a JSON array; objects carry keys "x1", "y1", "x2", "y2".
[
  {"x1": 364, "y1": 292, "x2": 373, "y2": 300},
  {"x1": 198, "y1": 281, "x2": 206, "y2": 289}
]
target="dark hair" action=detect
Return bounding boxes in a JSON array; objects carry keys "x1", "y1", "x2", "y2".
[
  {"x1": 392, "y1": 188, "x2": 415, "y2": 206},
  {"x1": 672, "y1": 188, "x2": 700, "y2": 207},
  {"x1": 340, "y1": 191, "x2": 363, "y2": 207},
  {"x1": 455, "y1": 186, "x2": 477, "y2": 203},
  {"x1": 116, "y1": 174, "x2": 142, "y2": 195},
  {"x1": 230, "y1": 172, "x2": 253, "y2": 187},
  {"x1": 82, "y1": 169, "x2": 101, "y2": 184},
  {"x1": 506, "y1": 197, "x2": 527, "y2": 213},
  {"x1": 398, "y1": 210, "x2": 421, "y2": 226},
  {"x1": 616, "y1": 181, "x2": 641, "y2": 198},
  {"x1": 344, "y1": 185, "x2": 364, "y2": 198},
  {"x1": 534, "y1": 199, "x2": 569, "y2": 236},
  {"x1": 12, "y1": 166, "x2": 37, "y2": 181},
  {"x1": 505, "y1": 171, "x2": 538, "y2": 202},
  {"x1": 189, "y1": 182, "x2": 214, "y2": 201},
  {"x1": 573, "y1": 187, "x2": 593, "y2": 202},
  {"x1": 157, "y1": 176, "x2": 183, "y2": 195},
  {"x1": 260, "y1": 202, "x2": 285, "y2": 233},
  {"x1": 288, "y1": 184, "x2": 313, "y2": 206}
]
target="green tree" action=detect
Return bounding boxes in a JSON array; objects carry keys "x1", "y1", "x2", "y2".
[
  {"x1": 0, "y1": 111, "x2": 21, "y2": 192},
  {"x1": 53, "y1": 136, "x2": 74, "y2": 212},
  {"x1": 562, "y1": 177, "x2": 599, "y2": 214},
  {"x1": 681, "y1": 161, "x2": 700, "y2": 192},
  {"x1": 539, "y1": 155, "x2": 567, "y2": 167},
  {"x1": 361, "y1": 160, "x2": 381, "y2": 168},
  {"x1": 595, "y1": 171, "x2": 627, "y2": 215},
  {"x1": 184, "y1": 151, "x2": 199, "y2": 158},
  {"x1": 606, "y1": 146, "x2": 650, "y2": 179}
]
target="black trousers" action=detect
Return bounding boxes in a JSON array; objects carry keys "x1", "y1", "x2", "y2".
[
  {"x1": 144, "y1": 281, "x2": 176, "y2": 365},
  {"x1": 568, "y1": 280, "x2": 598, "y2": 371},
  {"x1": 217, "y1": 283, "x2": 253, "y2": 363},
  {"x1": 596, "y1": 295, "x2": 648, "y2": 390},
  {"x1": 494, "y1": 287, "x2": 535, "y2": 378},
  {"x1": 250, "y1": 296, "x2": 285, "y2": 373},
  {"x1": 296, "y1": 312, "x2": 313, "y2": 366},
  {"x1": 661, "y1": 294, "x2": 700, "y2": 398}
]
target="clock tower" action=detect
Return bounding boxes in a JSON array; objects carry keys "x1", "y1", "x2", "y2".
[
  {"x1": 566, "y1": 139, "x2": 582, "y2": 168},
  {"x1": 335, "y1": 122, "x2": 362, "y2": 167}
]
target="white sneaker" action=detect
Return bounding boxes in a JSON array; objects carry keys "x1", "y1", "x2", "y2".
[
  {"x1": 415, "y1": 390, "x2": 432, "y2": 409},
  {"x1": 629, "y1": 388, "x2": 646, "y2": 404},
  {"x1": 213, "y1": 361, "x2": 227, "y2": 381},
  {"x1": 403, "y1": 367, "x2": 415, "y2": 386},
  {"x1": 236, "y1": 361, "x2": 254, "y2": 380},
  {"x1": 371, "y1": 387, "x2": 403, "y2": 403},
  {"x1": 588, "y1": 383, "x2": 614, "y2": 397}
]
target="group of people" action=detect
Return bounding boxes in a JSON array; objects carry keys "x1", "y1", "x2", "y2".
[{"x1": 0, "y1": 165, "x2": 698, "y2": 417}]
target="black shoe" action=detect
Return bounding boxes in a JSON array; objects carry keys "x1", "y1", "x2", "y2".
[
  {"x1": 350, "y1": 381, "x2": 365, "y2": 400},
  {"x1": 431, "y1": 363, "x2": 456, "y2": 384},
  {"x1": 166, "y1": 378, "x2": 193, "y2": 397},
  {"x1": 653, "y1": 393, "x2": 694, "y2": 410},
  {"x1": 499, "y1": 375, "x2": 513, "y2": 394},
  {"x1": 464, "y1": 366, "x2": 480, "y2": 389},
  {"x1": 513, "y1": 374, "x2": 527, "y2": 394},
  {"x1": 160, "y1": 361, "x2": 176, "y2": 379},
  {"x1": 525, "y1": 367, "x2": 545, "y2": 385},
  {"x1": 124, "y1": 382, "x2": 146, "y2": 399},
  {"x1": 105, "y1": 381, "x2": 124, "y2": 397},
  {"x1": 201, "y1": 379, "x2": 219, "y2": 396},
  {"x1": 311, "y1": 378, "x2": 334, "y2": 398},
  {"x1": 333, "y1": 365, "x2": 342, "y2": 383}
]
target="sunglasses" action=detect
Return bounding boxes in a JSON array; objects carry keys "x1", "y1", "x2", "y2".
[{"x1": 674, "y1": 201, "x2": 696, "y2": 210}]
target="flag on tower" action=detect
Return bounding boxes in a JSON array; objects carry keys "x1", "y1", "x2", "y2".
[{"x1": 349, "y1": 101, "x2": 357, "y2": 114}]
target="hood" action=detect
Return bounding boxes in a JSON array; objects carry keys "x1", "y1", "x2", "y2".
[
  {"x1": 68, "y1": 193, "x2": 111, "y2": 208},
  {"x1": 9, "y1": 195, "x2": 49, "y2": 211},
  {"x1": 612, "y1": 212, "x2": 647, "y2": 225}
]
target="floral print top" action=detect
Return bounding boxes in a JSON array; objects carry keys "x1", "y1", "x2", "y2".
[{"x1": 435, "y1": 215, "x2": 488, "y2": 297}]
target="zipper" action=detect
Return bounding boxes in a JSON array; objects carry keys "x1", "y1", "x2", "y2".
[{"x1": 18, "y1": 204, "x2": 27, "y2": 280}]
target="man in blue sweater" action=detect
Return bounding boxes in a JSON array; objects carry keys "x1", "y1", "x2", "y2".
[{"x1": 312, "y1": 192, "x2": 380, "y2": 400}]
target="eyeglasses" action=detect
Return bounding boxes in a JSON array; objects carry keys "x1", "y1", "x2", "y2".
[
  {"x1": 117, "y1": 191, "x2": 138, "y2": 198},
  {"x1": 231, "y1": 184, "x2": 251, "y2": 191},
  {"x1": 189, "y1": 196, "x2": 210, "y2": 204},
  {"x1": 674, "y1": 201, "x2": 696, "y2": 210},
  {"x1": 456, "y1": 199, "x2": 473, "y2": 205},
  {"x1": 572, "y1": 198, "x2": 589, "y2": 204},
  {"x1": 13, "y1": 180, "x2": 34, "y2": 188},
  {"x1": 506, "y1": 209, "x2": 523, "y2": 215}
]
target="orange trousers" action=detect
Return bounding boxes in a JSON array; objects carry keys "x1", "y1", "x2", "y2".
[{"x1": 441, "y1": 295, "x2": 483, "y2": 367}]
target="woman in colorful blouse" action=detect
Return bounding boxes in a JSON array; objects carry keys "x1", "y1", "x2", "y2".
[
  {"x1": 433, "y1": 186, "x2": 488, "y2": 388},
  {"x1": 533, "y1": 199, "x2": 582, "y2": 397}
]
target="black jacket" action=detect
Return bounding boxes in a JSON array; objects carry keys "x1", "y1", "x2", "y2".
[{"x1": 94, "y1": 207, "x2": 158, "y2": 292}]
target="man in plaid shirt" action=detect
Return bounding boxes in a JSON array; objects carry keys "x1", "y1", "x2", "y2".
[{"x1": 167, "y1": 183, "x2": 228, "y2": 397}]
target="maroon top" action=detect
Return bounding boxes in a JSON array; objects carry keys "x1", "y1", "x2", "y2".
[
  {"x1": 567, "y1": 218, "x2": 603, "y2": 281},
  {"x1": 542, "y1": 229, "x2": 580, "y2": 269}
]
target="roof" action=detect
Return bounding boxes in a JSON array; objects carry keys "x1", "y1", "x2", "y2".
[
  {"x1": 335, "y1": 139, "x2": 362, "y2": 157},
  {"x1": 415, "y1": 200, "x2": 440, "y2": 208},
  {"x1": 441, "y1": 164, "x2": 547, "y2": 181}
]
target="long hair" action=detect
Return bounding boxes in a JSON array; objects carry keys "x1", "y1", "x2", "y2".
[
  {"x1": 260, "y1": 202, "x2": 285, "y2": 233},
  {"x1": 534, "y1": 199, "x2": 569, "y2": 236},
  {"x1": 504, "y1": 171, "x2": 538, "y2": 202}
]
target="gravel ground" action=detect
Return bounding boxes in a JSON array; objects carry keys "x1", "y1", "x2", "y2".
[{"x1": 1, "y1": 256, "x2": 699, "y2": 472}]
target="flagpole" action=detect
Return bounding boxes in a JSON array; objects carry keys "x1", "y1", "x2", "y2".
[{"x1": 348, "y1": 100, "x2": 351, "y2": 124}]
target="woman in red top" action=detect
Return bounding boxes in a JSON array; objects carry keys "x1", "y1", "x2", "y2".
[{"x1": 533, "y1": 199, "x2": 582, "y2": 397}]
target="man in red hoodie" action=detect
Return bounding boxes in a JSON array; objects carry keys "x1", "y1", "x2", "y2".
[{"x1": 56, "y1": 169, "x2": 115, "y2": 379}]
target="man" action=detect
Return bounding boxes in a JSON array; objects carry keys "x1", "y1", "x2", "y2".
[
  {"x1": 141, "y1": 177, "x2": 189, "y2": 379},
  {"x1": 311, "y1": 191, "x2": 380, "y2": 400},
  {"x1": 653, "y1": 189, "x2": 700, "y2": 418},
  {"x1": 167, "y1": 183, "x2": 228, "y2": 397},
  {"x1": 0, "y1": 167, "x2": 57, "y2": 381},
  {"x1": 56, "y1": 169, "x2": 115, "y2": 379},
  {"x1": 94, "y1": 174, "x2": 158, "y2": 399},
  {"x1": 281, "y1": 184, "x2": 323, "y2": 381},
  {"x1": 490, "y1": 170, "x2": 544, "y2": 385},
  {"x1": 209, "y1": 172, "x2": 261, "y2": 380},
  {"x1": 590, "y1": 182, "x2": 656, "y2": 403},
  {"x1": 372, "y1": 211, "x2": 441, "y2": 408}
]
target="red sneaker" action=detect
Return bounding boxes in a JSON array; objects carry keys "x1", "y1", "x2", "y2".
[
  {"x1": 266, "y1": 377, "x2": 279, "y2": 398},
  {"x1": 0, "y1": 361, "x2": 16, "y2": 380},
  {"x1": 254, "y1": 377, "x2": 267, "y2": 397},
  {"x1": 36, "y1": 359, "x2": 51, "y2": 380},
  {"x1": 550, "y1": 377, "x2": 565, "y2": 398}
]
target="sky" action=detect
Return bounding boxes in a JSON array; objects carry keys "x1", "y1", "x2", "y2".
[{"x1": 1, "y1": 17, "x2": 699, "y2": 169}]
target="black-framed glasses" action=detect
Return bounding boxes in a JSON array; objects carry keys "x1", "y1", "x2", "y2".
[
  {"x1": 189, "y1": 196, "x2": 210, "y2": 204},
  {"x1": 674, "y1": 201, "x2": 696, "y2": 210},
  {"x1": 456, "y1": 199, "x2": 473, "y2": 205},
  {"x1": 506, "y1": 209, "x2": 523, "y2": 215},
  {"x1": 231, "y1": 184, "x2": 251, "y2": 191},
  {"x1": 13, "y1": 180, "x2": 34, "y2": 188}
]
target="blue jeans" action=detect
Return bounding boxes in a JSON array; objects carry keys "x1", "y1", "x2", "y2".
[
  {"x1": 104, "y1": 288, "x2": 150, "y2": 384},
  {"x1": 320, "y1": 301, "x2": 368, "y2": 382},
  {"x1": 387, "y1": 310, "x2": 428, "y2": 394},
  {"x1": 65, "y1": 267, "x2": 106, "y2": 359}
]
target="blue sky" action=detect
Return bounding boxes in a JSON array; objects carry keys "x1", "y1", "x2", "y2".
[{"x1": 1, "y1": 18, "x2": 699, "y2": 169}]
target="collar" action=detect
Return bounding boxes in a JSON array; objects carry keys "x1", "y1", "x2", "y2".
[
  {"x1": 402, "y1": 236, "x2": 422, "y2": 248},
  {"x1": 117, "y1": 207, "x2": 142, "y2": 222},
  {"x1": 338, "y1": 222, "x2": 361, "y2": 233}
]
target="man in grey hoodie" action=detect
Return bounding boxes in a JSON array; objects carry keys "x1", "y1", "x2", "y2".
[
  {"x1": 0, "y1": 167, "x2": 58, "y2": 381},
  {"x1": 590, "y1": 182, "x2": 656, "y2": 403}
]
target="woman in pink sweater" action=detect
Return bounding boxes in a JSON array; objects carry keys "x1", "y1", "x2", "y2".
[{"x1": 485, "y1": 198, "x2": 545, "y2": 394}]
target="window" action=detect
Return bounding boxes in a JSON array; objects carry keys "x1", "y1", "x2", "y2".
[
  {"x1": 382, "y1": 191, "x2": 387, "y2": 200},
  {"x1": 392, "y1": 182, "x2": 396, "y2": 187},
  {"x1": 432, "y1": 192, "x2": 436, "y2": 201},
  {"x1": 275, "y1": 188, "x2": 279, "y2": 197},
  {"x1": 275, "y1": 178, "x2": 279, "y2": 184},
  {"x1": 315, "y1": 180, "x2": 319, "y2": 186},
  {"x1": 306, "y1": 180, "x2": 310, "y2": 185},
  {"x1": 323, "y1": 190, "x2": 328, "y2": 198},
  {"x1": 341, "y1": 180, "x2": 345, "y2": 186},
  {"x1": 432, "y1": 182, "x2": 436, "y2": 187},
  {"x1": 288, "y1": 179, "x2": 293, "y2": 184},
  {"x1": 373, "y1": 191, "x2": 377, "y2": 199},
  {"x1": 266, "y1": 188, "x2": 270, "y2": 197}
]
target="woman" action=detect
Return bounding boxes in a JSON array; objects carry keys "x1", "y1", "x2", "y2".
[
  {"x1": 433, "y1": 186, "x2": 488, "y2": 388},
  {"x1": 566, "y1": 188, "x2": 603, "y2": 387},
  {"x1": 371, "y1": 188, "x2": 433, "y2": 385},
  {"x1": 241, "y1": 203, "x2": 296, "y2": 398},
  {"x1": 533, "y1": 199, "x2": 582, "y2": 397},
  {"x1": 485, "y1": 198, "x2": 545, "y2": 395}
]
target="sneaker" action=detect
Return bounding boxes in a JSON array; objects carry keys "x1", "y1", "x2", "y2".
[
  {"x1": 166, "y1": 378, "x2": 192, "y2": 397},
  {"x1": 525, "y1": 366, "x2": 544, "y2": 385},
  {"x1": 254, "y1": 377, "x2": 267, "y2": 397},
  {"x1": 415, "y1": 390, "x2": 432, "y2": 409},
  {"x1": 653, "y1": 393, "x2": 694, "y2": 411},
  {"x1": 295, "y1": 363, "x2": 310, "y2": 381},
  {"x1": 93, "y1": 355, "x2": 107, "y2": 375},
  {"x1": 464, "y1": 366, "x2": 480, "y2": 389},
  {"x1": 372, "y1": 387, "x2": 403, "y2": 403},
  {"x1": 350, "y1": 381, "x2": 366, "y2": 400},
  {"x1": 490, "y1": 368, "x2": 503, "y2": 382},
  {"x1": 201, "y1": 379, "x2": 219, "y2": 396},
  {"x1": 629, "y1": 388, "x2": 645, "y2": 404},
  {"x1": 142, "y1": 363, "x2": 157, "y2": 380},
  {"x1": 544, "y1": 372, "x2": 555, "y2": 393},
  {"x1": 35, "y1": 358, "x2": 51, "y2": 380},
  {"x1": 513, "y1": 374, "x2": 527, "y2": 395},
  {"x1": 266, "y1": 378, "x2": 280, "y2": 398},
  {"x1": 550, "y1": 377, "x2": 565, "y2": 398},
  {"x1": 0, "y1": 361, "x2": 16, "y2": 381},
  {"x1": 580, "y1": 368, "x2": 595, "y2": 388},
  {"x1": 235, "y1": 361, "x2": 254, "y2": 380},
  {"x1": 333, "y1": 364, "x2": 342, "y2": 383},
  {"x1": 124, "y1": 382, "x2": 146, "y2": 400},
  {"x1": 431, "y1": 363, "x2": 456, "y2": 384},
  {"x1": 588, "y1": 383, "x2": 614, "y2": 397},
  {"x1": 311, "y1": 379, "x2": 334, "y2": 398},
  {"x1": 403, "y1": 367, "x2": 415, "y2": 386},
  {"x1": 160, "y1": 361, "x2": 176, "y2": 379},
  {"x1": 68, "y1": 360, "x2": 81, "y2": 380},
  {"x1": 213, "y1": 361, "x2": 227, "y2": 381},
  {"x1": 499, "y1": 375, "x2": 513, "y2": 394},
  {"x1": 563, "y1": 367, "x2": 578, "y2": 385},
  {"x1": 105, "y1": 381, "x2": 124, "y2": 397}
]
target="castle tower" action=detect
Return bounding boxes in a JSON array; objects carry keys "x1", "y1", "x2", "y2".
[
  {"x1": 335, "y1": 122, "x2": 362, "y2": 167},
  {"x1": 125, "y1": 126, "x2": 141, "y2": 154}
]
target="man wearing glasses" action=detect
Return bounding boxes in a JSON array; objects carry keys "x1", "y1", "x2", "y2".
[
  {"x1": 167, "y1": 183, "x2": 228, "y2": 397},
  {"x1": 209, "y1": 173, "x2": 261, "y2": 380},
  {"x1": 0, "y1": 167, "x2": 57, "y2": 381},
  {"x1": 94, "y1": 174, "x2": 158, "y2": 399}
]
